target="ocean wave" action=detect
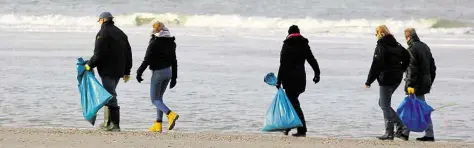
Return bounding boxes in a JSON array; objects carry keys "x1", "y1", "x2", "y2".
[{"x1": 0, "y1": 13, "x2": 472, "y2": 34}]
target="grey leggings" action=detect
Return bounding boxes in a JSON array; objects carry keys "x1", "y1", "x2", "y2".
[{"x1": 150, "y1": 68, "x2": 172, "y2": 122}]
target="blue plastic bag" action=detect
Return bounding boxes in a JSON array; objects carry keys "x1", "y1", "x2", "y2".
[
  {"x1": 76, "y1": 57, "x2": 112, "y2": 125},
  {"x1": 262, "y1": 72, "x2": 303, "y2": 132},
  {"x1": 396, "y1": 95, "x2": 434, "y2": 132}
]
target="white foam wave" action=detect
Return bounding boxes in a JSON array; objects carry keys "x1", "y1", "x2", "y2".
[{"x1": 0, "y1": 13, "x2": 472, "y2": 34}]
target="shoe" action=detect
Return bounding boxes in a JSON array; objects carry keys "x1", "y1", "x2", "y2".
[
  {"x1": 416, "y1": 136, "x2": 435, "y2": 142},
  {"x1": 291, "y1": 133, "x2": 306, "y2": 137},
  {"x1": 167, "y1": 111, "x2": 179, "y2": 130},
  {"x1": 99, "y1": 106, "x2": 110, "y2": 130},
  {"x1": 148, "y1": 121, "x2": 162, "y2": 132},
  {"x1": 106, "y1": 106, "x2": 121, "y2": 132},
  {"x1": 282, "y1": 130, "x2": 290, "y2": 136},
  {"x1": 377, "y1": 120, "x2": 394, "y2": 140}
]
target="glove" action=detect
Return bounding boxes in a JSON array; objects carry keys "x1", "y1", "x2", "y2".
[
  {"x1": 136, "y1": 74, "x2": 144, "y2": 83},
  {"x1": 170, "y1": 79, "x2": 177, "y2": 89},
  {"x1": 313, "y1": 76, "x2": 320, "y2": 84},
  {"x1": 407, "y1": 87, "x2": 415, "y2": 94},
  {"x1": 365, "y1": 83, "x2": 371, "y2": 88},
  {"x1": 85, "y1": 64, "x2": 91, "y2": 71},
  {"x1": 123, "y1": 75, "x2": 130, "y2": 83}
]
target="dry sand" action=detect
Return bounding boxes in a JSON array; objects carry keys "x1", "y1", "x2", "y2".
[{"x1": 0, "y1": 128, "x2": 472, "y2": 148}]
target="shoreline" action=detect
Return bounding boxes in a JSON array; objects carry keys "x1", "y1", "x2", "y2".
[{"x1": 0, "y1": 127, "x2": 472, "y2": 148}]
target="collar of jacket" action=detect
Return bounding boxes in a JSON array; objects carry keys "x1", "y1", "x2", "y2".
[
  {"x1": 407, "y1": 34, "x2": 420, "y2": 46},
  {"x1": 101, "y1": 21, "x2": 115, "y2": 29}
]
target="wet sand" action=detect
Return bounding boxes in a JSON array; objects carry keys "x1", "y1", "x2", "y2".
[{"x1": 0, "y1": 128, "x2": 471, "y2": 148}]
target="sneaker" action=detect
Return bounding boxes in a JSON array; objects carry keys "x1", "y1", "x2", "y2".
[{"x1": 416, "y1": 136, "x2": 435, "y2": 142}]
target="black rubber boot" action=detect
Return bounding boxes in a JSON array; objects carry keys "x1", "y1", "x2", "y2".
[
  {"x1": 282, "y1": 129, "x2": 290, "y2": 136},
  {"x1": 377, "y1": 120, "x2": 394, "y2": 140},
  {"x1": 292, "y1": 133, "x2": 306, "y2": 137},
  {"x1": 99, "y1": 106, "x2": 110, "y2": 130},
  {"x1": 106, "y1": 106, "x2": 121, "y2": 132}
]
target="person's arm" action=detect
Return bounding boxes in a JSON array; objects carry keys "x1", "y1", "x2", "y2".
[
  {"x1": 170, "y1": 41, "x2": 178, "y2": 80},
  {"x1": 365, "y1": 46, "x2": 384, "y2": 86},
  {"x1": 276, "y1": 44, "x2": 288, "y2": 86},
  {"x1": 401, "y1": 45, "x2": 410, "y2": 71},
  {"x1": 305, "y1": 44, "x2": 321, "y2": 77},
  {"x1": 428, "y1": 47, "x2": 437, "y2": 84},
  {"x1": 406, "y1": 48, "x2": 419, "y2": 88},
  {"x1": 87, "y1": 29, "x2": 109, "y2": 68},
  {"x1": 124, "y1": 35, "x2": 132, "y2": 76},
  {"x1": 137, "y1": 39, "x2": 154, "y2": 76}
]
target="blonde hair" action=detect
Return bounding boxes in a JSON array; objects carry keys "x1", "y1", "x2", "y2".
[
  {"x1": 153, "y1": 21, "x2": 165, "y2": 30},
  {"x1": 376, "y1": 25, "x2": 391, "y2": 39}
]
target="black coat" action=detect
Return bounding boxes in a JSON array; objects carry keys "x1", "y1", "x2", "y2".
[
  {"x1": 405, "y1": 35, "x2": 437, "y2": 95},
  {"x1": 137, "y1": 35, "x2": 178, "y2": 79},
  {"x1": 87, "y1": 21, "x2": 132, "y2": 78},
  {"x1": 277, "y1": 35, "x2": 320, "y2": 93},
  {"x1": 366, "y1": 35, "x2": 410, "y2": 86}
]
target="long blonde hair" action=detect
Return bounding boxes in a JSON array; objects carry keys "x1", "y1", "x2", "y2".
[{"x1": 376, "y1": 25, "x2": 391, "y2": 39}]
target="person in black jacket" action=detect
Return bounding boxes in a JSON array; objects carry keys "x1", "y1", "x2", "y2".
[
  {"x1": 404, "y1": 28, "x2": 437, "y2": 142},
  {"x1": 137, "y1": 21, "x2": 179, "y2": 133},
  {"x1": 276, "y1": 25, "x2": 320, "y2": 137},
  {"x1": 365, "y1": 25, "x2": 410, "y2": 140},
  {"x1": 85, "y1": 12, "x2": 132, "y2": 132}
]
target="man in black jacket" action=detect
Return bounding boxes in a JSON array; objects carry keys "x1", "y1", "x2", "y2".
[
  {"x1": 365, "y1": 25, "x2": 410, "y2": 141},
  {"x1": 277, "y1": 25, "x2": 320, "y2": 137},
  {"x1": 404, "y1": 28, "x2": 437, "y2": 142},
  {"x1": 85, "y1": 12, "x2": 133, "y2": 132}
]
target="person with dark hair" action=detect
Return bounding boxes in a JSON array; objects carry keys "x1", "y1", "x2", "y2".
[
  {"x1": 85, "y1": 12, "x2": 133, "y2": 132},
  {"x1": 365, "y1": 25, "x2": 410, "y2": 140},
  {"x1": 277, "y1": 25, "x2": 320, "y2": 137}
]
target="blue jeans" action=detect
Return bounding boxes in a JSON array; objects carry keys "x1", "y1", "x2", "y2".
[
  {"x1": 150, "y1": 68, "x2": 172, "y2": 122},
  {"x1": 101, "y1": 76, "x2": 120, "y2": 108},
  {"x1": 416, "y1": 95, "x2": 435, "y2": 137}
]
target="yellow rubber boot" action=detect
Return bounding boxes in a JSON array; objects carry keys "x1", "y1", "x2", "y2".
[
  {"x1": 167, "y1": 111, "x2": 179, "y2": 130},
  {"x1": 148, "y1": 121, "x2": 162, "y2": 132}
]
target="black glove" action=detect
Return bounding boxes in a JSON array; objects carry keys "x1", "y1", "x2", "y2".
[
  {"x1": 170, "y1": 79, "x2": 177, "y2": 89},
  {"x1": 313, "y1": 76, "x2": 320, "y2": 84},
  {"x1": 136, "y1": 74, "x2": 144, "y2": 83}
]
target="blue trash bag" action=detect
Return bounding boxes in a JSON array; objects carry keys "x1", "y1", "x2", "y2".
[
  {"x1": 262, "y1": 72, "x2": 303, "y2": 132},
  {"x1": 76, "y1": 57, "x2": 112, "y2": 125},
  {"x1": 396, "y1": 95, "x2": 434, "y2": 132}
]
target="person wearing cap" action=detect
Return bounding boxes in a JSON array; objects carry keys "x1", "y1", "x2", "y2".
[
  {"x1": 136, "y1": 21, "x2": 179, "y2": 133},
  {"x1": 85, "y1": 12, "x2": 132, "y2": 132},
  {"x1": 276, "y1": 25, "x2": 320, "y2": 137},
  {"x1": 404, "y1": 27, "x2": 437, "y2": 142},
  {"x1": 365, "y1": 25, "x2": 410, "y2": 141}
]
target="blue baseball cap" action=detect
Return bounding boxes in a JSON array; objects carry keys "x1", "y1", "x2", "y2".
[{"x1": 98, "y1": 12, "x2": 113, "y2": 21}]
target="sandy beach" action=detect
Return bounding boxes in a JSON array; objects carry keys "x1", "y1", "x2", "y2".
[{"x1": 0, "y1": 128, "x2": 471, "y2": 148}]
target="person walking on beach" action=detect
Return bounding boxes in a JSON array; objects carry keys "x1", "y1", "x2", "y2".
[
  {"x1": 85, "y1": 12, "x2": 133, "y2": 132},
  {"x1": 136, "y1": 21, "x2": 179, "y2": 133},
  {"x1": 404, "y1": 28, "x2": 437, "y2": 142},
  {"x1": 365, "y1": 25, "x2": 410, "y2": 140},
  {"x1": 276, "y1": 25, "x2": 320, "y2": 137}
]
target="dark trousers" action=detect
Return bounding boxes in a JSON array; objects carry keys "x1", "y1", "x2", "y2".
[
  {"x1": 379, "y1": 83, "x2": 406, "y2": 133},
  {"x1": 286, "y1": 91, "x2": 306, "y2": 134},
  {"x1": 101, "y1": 76, "x2": 120, "y2": 108}
]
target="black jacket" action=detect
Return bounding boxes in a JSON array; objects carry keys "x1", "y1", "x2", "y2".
[
  {"x1": 366, "y1": 35, "x2": 410, "y2": 86},
  {"x1": 87, "y1": 21, "x2": 132, "y2": 78},
  {"x1": 137, "y1": 35, "x2": 178, "y2": 79},
  {"x1": 405, "y1": 35, "x2": 436, "y2": 95},
  {"x1": 277, "y1": 35, "x2": 320, "y2": 93}
]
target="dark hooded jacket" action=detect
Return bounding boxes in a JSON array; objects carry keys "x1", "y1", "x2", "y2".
[
  {"x1": 277, "y1": 35, "x2": 320, "y2": 93},
  {"x1": 366, "y1": 34, "x2": 410, "y2": 86},
  {"x1": 405, "y1": 34, "x2": 436, "y2": 95},
  {"x1": 137, "y1": 34, "x2": 178, "y2": 80},
  {"x1": 87, "y1": 21, "x2": 132, "y2": 78}
]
